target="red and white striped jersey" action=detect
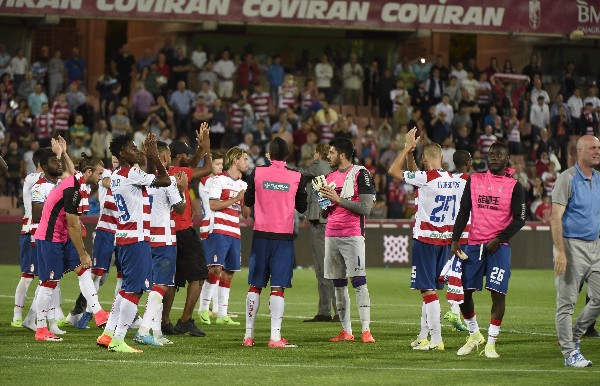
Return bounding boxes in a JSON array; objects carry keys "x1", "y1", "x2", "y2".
[
  {"x1": 209, "y1": 172, "x2": 247, "y2": 239},
  {"x1": 21, "y1": 172, "x2": 43, "y2": 234},
  {"x1": 147, "y1": 176, "x2": 183, "y2": 248},
  {"x1": 452, "y1": 172, "x2": 470, "y2": 245},
  {"x1": 111, "y1": 166, "x2": 155, "y2": 245},
  {"x1": 250, "y1": 91, "x2": 270, "y2": 120},
  {"x1": 51, "y1": 101, "x2": 70, "y2": 132},
  {"x1": 230, "y1": 103, "x2": 245, "y2": 131},
  {"x1": 301, "y1": 89, "x2": 316, "y2": 110},
  {"x1": 278, "y1": 83, "x2": 297, "y2": 109},
  {"x1": 198, "y1": 174, "x2": 215, "y2": 240},
  {"x1": 404, "y1": 169, "x2": 458, "y2": 246},
  {"x1": 30, "y1": 176, "x2": 60, "y2": 245},
  {"x1": 34, "y1": 113, "x2": 54, "y2": 139},
  {"x1": 319, "y1": 121, "x2": 335, "y2": 143},
  {"x1": 96, "y1": 168, "x2": 118, "y2": 233}
]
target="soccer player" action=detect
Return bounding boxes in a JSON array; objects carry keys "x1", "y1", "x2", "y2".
[
  {"x1": 320, "y1": 137, "x2": 375, "y2": 344},
  {"x1": 161, "y1": 123, "x2": 212, "y2": 336},
  {"x1": 96, "y1": 133, "x2": 172, "y2": 352},
  {"x1": 552, "y1": 135, "x2": 600, "y2": 367},
  {"x1": 388, "y1": 128, "x2": 455, "y2": 350},
  {"x1": 12, "y1": 148, "x2": 50, "y2": 327},
  {"x1": 451, "y1": 142, "x2": 526, "y2": 358},
  {"x1": 135, "y1": 141, "x2": 188, "y2": 346},
  {"x1": 243, "y1": 137, "x2": 307, "y2": 348},
  {"x1": 32, "y1": 154, "x2": 108, "y2": 342},
  {"x1": 199, "y1": 147, "x2": 249, "y2": 326},
  {"x1": 198, "y1": 150, "x2": 224, "y2": 317}
]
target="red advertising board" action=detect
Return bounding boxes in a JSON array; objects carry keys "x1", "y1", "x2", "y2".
[{"x1": 0, "y1": 0, "x2": 598, "y2": 37}]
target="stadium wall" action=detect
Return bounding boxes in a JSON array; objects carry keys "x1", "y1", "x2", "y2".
[{"x1": 0, "y1": 218, "x2": 553, "y2": 269}]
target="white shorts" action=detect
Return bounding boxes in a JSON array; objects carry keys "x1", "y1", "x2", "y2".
[
  {"x1": 218, "y1": 81, "x2": 233, "y2": 98},
  {"x1": 324, "y1": 236, "x2": 366, "y2": 279}
]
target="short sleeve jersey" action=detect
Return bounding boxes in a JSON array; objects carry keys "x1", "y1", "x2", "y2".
[
  {"x1": 199, "y1": 174, "x2": 215, "y2": 240},
  {"x1": 404, "y1": 169, "x2": 457, "y2": 246},
  {"x1": 21, "y1": 172, "x2": 43, "y2": 234},
  {"x1": 111, "y1": 166, "x2": 155, "y2": 245},
  {"x1": 209, "y1": 172, "x2": 247, "y2": 239},
  {"x1": 30, "y1": 176, "x2": 60, "y2": 240},
  {"x1": 147, "y1": 176, "x2": 183, "y2": 247},
  {"x1": 96, "y1": 169, "x2": 118, "y2": 233},
  {"x1": 169, "y1": 166, "x2": 193, "y2": 232}
]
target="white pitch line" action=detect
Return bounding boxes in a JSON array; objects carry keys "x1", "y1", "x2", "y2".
[{"x1": 0, "y1": 355, "x2": 596, "y2": 374}]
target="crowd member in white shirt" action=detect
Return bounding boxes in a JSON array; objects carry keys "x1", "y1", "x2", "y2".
[
  {"x1": 530, "y1": 95, "x2": 550, "y2": 146},
  {"x1": 434, "y1": 94, "x2": 454, "y2": 125},
  {"x1": 213, "y1": 49, "x2": 236, "y2": 100},
  {"x1": 315, "y1": 54, "x2": 334, "y2": 102},
  {"x1": 191, "y1": 44, "x2": 207, "y2": 72},
  {"x1": 567, "y1": 87, "x2": 583, "y2": 135},
  {"x1": 450, "y1": 61, "x2": 467, "y2": 87},
  {"x1": 530, "y1": 77, "x2": 550, "y2": 105},
  {"x1": 583, "y1": 84, "x2": 600, "y2": 113}
]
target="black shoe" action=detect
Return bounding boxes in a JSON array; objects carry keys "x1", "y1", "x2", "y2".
[
  {"x1": 303, "y1": 315, "x2": 333, "y2": 323},
  {"x1": 584, "y1": 329, "x2": 600, "y2": 338},
  {"x1": 175, "y1": 318, "x2": 206, "y2": 337},
  {"x1": 162, "y1": 321, "x2": 183, "y2": 335},
  {"x1": 331, "y1": 314, "x2": 340, "y2": 323}
]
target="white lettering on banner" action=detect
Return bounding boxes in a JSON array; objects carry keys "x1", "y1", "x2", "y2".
[
  {"x1": 383, "y1": 235, "x2": 409, "y2": 264},
  {"x1": 577, "y1": 0, "x2": 600, "y2": 23},
  {"x1": 96, "y1": 0, "x2": 229, "y2": 14},
  {"x1": 243, "y1": 0, "x2": 369, "y2": 21},
  {"x1": 381, "y1": 1, "x2": 505, "y2": 27},
  {"x1": 0, "y1": 0, "x2": 81, "y2": 9}
]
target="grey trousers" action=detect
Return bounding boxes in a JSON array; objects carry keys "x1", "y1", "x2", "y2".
[
  {"x1": 555, "y1": 237, "x2": 600, "y2": 358},
  {"x1": 309, "y1": 222, "x2": 335, "y2": 316}
]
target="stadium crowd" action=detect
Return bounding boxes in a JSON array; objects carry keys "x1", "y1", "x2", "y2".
[{"x1": 0, "y1": 41, "x2": 598, "y2": 222}]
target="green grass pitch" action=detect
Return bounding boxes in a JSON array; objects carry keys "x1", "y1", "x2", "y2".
[{"x1": 0, "y1": 266, "x2": 598, "y2": 385}]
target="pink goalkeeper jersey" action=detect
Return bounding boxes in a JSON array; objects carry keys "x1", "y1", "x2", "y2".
[
  {"x1": 325, "y1": 166, "x2": 372, "y2": 238},
  {"x1": 404, "y1": 169, "x2": 457, "y2": 246}
]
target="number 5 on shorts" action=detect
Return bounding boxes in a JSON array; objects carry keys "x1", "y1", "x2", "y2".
[{"x1": 411, "y1": 266, "x2": 417, "y2": 279}]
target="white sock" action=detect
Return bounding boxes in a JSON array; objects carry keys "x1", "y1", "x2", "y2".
[
  {"x1": 30, "y1": 285, "x2": 40, "y2": 313},
  {"x1": 36, "y1": 285, "x2": 54, "y2": 329},
  {"x1": 245, "y1": 289, "x2": 260, "y2": 339},
  {"x1": 218, "y1": 282, "x2": 231, "y2": 318},
  {"x1": 335, "y1": 286, "x2": 352, "y2": 335},
  {"x1": 488, "y1": 321, "x2": 501, "y2": 344},
  {"x1": 354, "y1": 285, "x2": 371, "y2": 333},
  {"x1": 464, "y1": 315, "x2": 480, "y2": 335},
  {"x1": 211, "y1": 282, "x2": 220, "y2": 313},
  {"x1": 153, "y1": 304, "x2": 164, "y2": 338},
  {"x1": 52, "y1": 283, "x2": 65, "y2": 321},
  {"x1": 450, "y1": 302, "x2": 461, "y2": 316},
  {"x1": 114, "y1": 277, "x2": 123, "y2": 298},
  {"x1": 140, "y1": 290, "x2": 164, "y2": 336},
  {"x1": 113, "y1": 296, "x2": 138, "y2": 340},
  {"x1": 78, "y1": 270, "x2": 102, "y2": 314},
  {"x1": 417, "y1": 302, "x2": 428, "y2": 340},
  {"x1": 425, "y1": 295, "x2": 442, "y2": 345},
  {"x1": 13, "y1": 276, "x2": 33, "y2": 321},
  {"x1": 270, "y1": 291, "x2": 284, "y2": 341},
  {"x1": 199, "y1": 279, "x2": 218, "y2": 312},
  {"x1": 93, "y1": 274, "x2": 102, "y2": 291},
  {"x1": 104, "y1": 292, "x2": 124, "y2": 334}
]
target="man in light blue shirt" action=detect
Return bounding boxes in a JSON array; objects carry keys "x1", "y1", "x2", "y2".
[
  {"x1": 169, "y1": 80, "x2": 195, "y2": 140},
  {"x1": 552, "y1": 135, "x2": 600, "y2": 367},
  {"x1": 267, "y1": 55, "x2": 284, "y2": 103}
]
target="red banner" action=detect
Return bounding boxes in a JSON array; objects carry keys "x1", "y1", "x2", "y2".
[{"x1": 0, "y1": 0, "x2": 598, "y2": 37}]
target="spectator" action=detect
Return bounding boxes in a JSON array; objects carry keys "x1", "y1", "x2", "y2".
[
  {"x1": 230, "y1": 96, "x2": 253, "y2": 141},
  {"x1": 33, "y1": 102, "x2": 54, "y2": 147},
  {"x1": 522, "y1": 54, "x2": 542, "y2": 91},
  {"x1": 450, "y1": 61, "x2": 467, "y2": 87},
  {"x1": 393, "y1": 96, "x2": 412, "y2": 130},
  {"x1": 534, "y1": 195, "x2": 552, "y2": 224},
  {"x1": 190, "y1": 44, "x2": 206, "y2": 72},
  {"x1": 158, "y1": 38, "x2": 176, "y2": 66},
  {"x1": 132, "y1": 82, "x2": 155, "y2": 124},
  {"x1": 171, "y1": 47, "x2": 192, "y2": 91},
  {"x1": 300, "y1": 78, "x2": 318, "y2": 120},
  {"x1": 28, "y1": 84, "x2": 48, "y2": 117},
  {"x1": 22, "y1": 140, "x2": 39, "y2": 174},
  {"x1": 363, "y1": 60, "x2": 379, "y2": 107},
  {"x1": 461, "y1": 69, "x2": 479, "y2": 104},
  {"x1": 17, "y1": 71, "x2": 35, "y2": 100},
  {"x1": 535, "y1": 127, "x2": 556, "y2": 160},
  {"x1": 278, "y1": 74, "x2": 298, "y2": 113},
  {"x1": 528, "y1": 177, "x2": 544, "y2": 218},
  {"x1": 316, "y1": 109, "x2": 335, "y2": 144},
  {"x1": 513, "y1": 163, "x2": 529, "y2": 188},
  {"x1": 550, "y1": 93, "x2": 569, "y2": 123},
  {"x1": 247, "y1": 143, "x2": 267, "y2": 174},
  {"x1": 583, "y1": 84, "x2": 600, "y2": 113},
  {"x1": 64, "y1": 47, "x2": 86, "y2": 85},
  {"x1": 133, "y1": 125, "x2": 148, "y2": 150},
  {"x1": 530, "y1": 76, "x2": 550, "y2": 105},
  {"x1": 213, "y1": 49, "x2": 236, "y2": 100},
  {"x1": 342, "y1": 53, "x2": 363, "y2": 105},
  {"x1": 551, "y1": 104, "x2": 572, "y2": 168},
  {"x1": 155, "y1": 53, "x2": 171, "y2": 90},
  {"x1": 112, "y1": 43, "x2": 135, "y2": 97},
  {"x1": 65, "y1": 81, "x2": 86, "y2": 116},
  {"x1": 69, "y1": 114, "x2": 91, "y2": 145},
  {"x1": 158, "y1": 127, "x2": 173, "y2": 146},
  {"x1": 10, "y1": 48, "x2": 28, "y2": 89},
  {"x1": 31, "y1": 45, "x2": 49, "y2": 88},
  {"x1": 441, "y1": 136, "x2": 457, "y2": 171},
  {"x1": 143, "y1": 111, "x2": 167, "y2": 137},
  {"x1": 76, "y1": 94, "x2": 96, "y2": 130},
  {"x1": 445, "y1": 76, "x2": 462, "y2": 111},
  {"x1": 425, "y1": 68, "x2": 444, "y2": 107},
  {"x1": 208, "y1": 98, "x2": 227, "y2": 148},
  {"x1": 47, "y1": 49, "x2": 64, "y2": 99},
  {"x1": 410, "y1": 80, "x2": 428, "y2": 113},
  {"x1": 484, "y1": 57, "x2": 498, "y2": 80},
  {"x1": 197, "y1": 80, "x2": 218, "y2": 107},
  {"x1": 490, "y1": 74, "x2": 529, "y2": 117},
  {"x1": 271, "y1": 111, "x2": 293, "y2": 135},
  {"x1": 452, "y1": 103, "x2": 473, "y2": 134},
  {"x1": 530, "y1": 95, "x2": 550, "y2": 145},
  {"x1": 506, "y1": 108, "x2": 522, "y2": 155},
  {"x1": 377, "y1": 68, "x2": 395, "y2": 118},
  {"x1": 169, "y1": 80, "x2": 195, "y2": 139},
  {"x1": 150, "y1": 94, "x2": 173, "y2": 127},
  {"x1": 253, "y1": 118, "x2": 271, "y2": 154},
  {"x1": 560, "y1": 61, "x2": 580, "y2": 99},
  {"x1": 502, "y1": 59, "x2": 515, "y2": 74},
  {"x1": 491, "y1": 115, "x2": 505, "y2": 140},
  {"x1": 580, "y1": 102, "x2": 598, "y2": 136},
  {"x1": 237, "y1": 53, "x2": 260, "y2": 92},
  {"x1": 238, "y1": 132, "x2": 254, "y2": 152},
  {"x1": 476, "y1": 72, "x2": 492, "y2": 115},
  {"x1": 300, "y1": 131, "x2": 317, "y2": 161},
  {"x1": 267, "y1": 55, "x2": 284, "y2": 102},
  {"x1": 68, "y1": 136, "x2": 91, "y2": 163},
  {"x1": 315, "y1": 54, "x2": 333, "y2": 102},
  {"x1": 471, "y1": 149, "x2": 488, "y2": 172},
  {"x1": 378, "y1": 140, "x2": 399, "y2": 171},
  {"x1": 477, "y1": 125, "x2": 497, "y2": 158},
  {"x1": 536, "y1": 151, "x2": 551, "y2": 176},
  {"x1": 0, "y1": 44, "x2": 10, "y2": 79},
  {"x1": 192, "y1": 96, "x2": 213, "y2": 131},
  {"x1": 90, "y1": 119, "x2": 112, "y2": 165},
  {"x1": 567, "y1": 87, "x2": 583, "y2": 134},
  {"x1": 197, "y1": 60, "x2": 217, "y2": 92},
  {"x1": 390, "y1": 79, "x2": 408, "y2": 113},
  {"x1": 136, "y1": 48, "x2": 155, "y2": 73},
  {"x1": 51, "y1": 92, "x2": 70, "y2": 137},
  {"x1": 109, "y1": 105, "x2": 131, "y2": 137},
  {"x1": 386, "y1": 177, "x2": 405, "y2": 219},
  {"x1": 410, "y1": 56, "x2": 432, "y2": 84},
  {"x1": 465, "y1": 57, "x2": 480, "y2": 79},
  {"x1": 541, "y1": 161, "x2": 559, "y2": 196},
  {"x1": 454, "y1": 125, "x2": 472, "y2": 154},
  {"x1": 435, "y1": 94, "x2": 454, "y2": 124},
  {"x1": 334, "y1": 116, "x2": 352, "y2": 141},
  {"x1": 431, "y1": 55, "x2": 449, "y2": 82},
  {"x1": 7, "y1": 112, "x2": 32, "y2": 150},
  {"x1": 393, "y1": 55, "x2": 414, "y2": 88},
  {"x1": 3, "y1": 142, "x2": 21, "y2": 197}
]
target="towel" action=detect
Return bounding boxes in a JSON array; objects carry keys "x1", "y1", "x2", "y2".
[{"x1": 439, "y1": 256, "x2": 464, "y2": 305}]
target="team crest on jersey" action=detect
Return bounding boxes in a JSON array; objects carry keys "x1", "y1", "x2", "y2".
[
  {"x1": 213, "y1": 254, "x2": 218, "y2": 263},
  {"x1": 49, "y1": 271, "x2": 54, "y2": 280},
  {"x1": 145, "y1": 279, "x2": 150, "y2": 289}
]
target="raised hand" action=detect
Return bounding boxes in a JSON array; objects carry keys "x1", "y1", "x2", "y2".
[
  {"x1": 58, "y1": 135, "x2": 68, "y2": 153},
  {"x1": 405, "y1": 127, "x2": 420, "y2": 150},
  {"x1": 145, "y1": 133, "x2": 159, "y2": 159},
  {"x1": 51, "y1": 138, "x2": 63, "y2": 158}
]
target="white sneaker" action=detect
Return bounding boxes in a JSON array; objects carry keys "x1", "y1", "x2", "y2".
[
  {"x1": 48, "y1": 320, "x2": 66, "y2": 335},
  {"x1": 22, "y1": 311, "x2": 36, "y2": 332},
  {"x1": 457, "y1": 331, "x2": 485, "y2": 356},
  {"x1": 565, "y1": 350, "x2": 592, "y2": 367},
  {"x1": 484, "y1": 343, "x2": 500, "y2": 358}
]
